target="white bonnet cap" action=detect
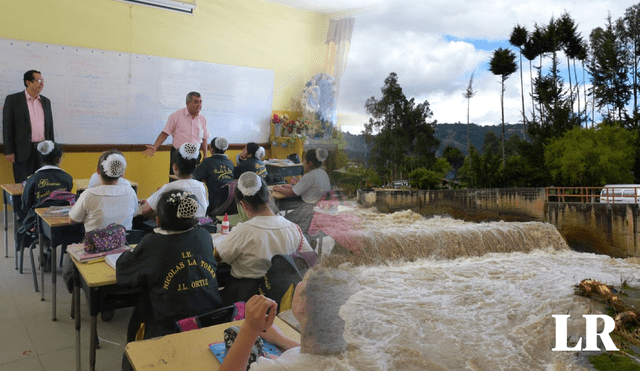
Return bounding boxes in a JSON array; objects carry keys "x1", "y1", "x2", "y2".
[
  {"x1": 37, "y1": 140, "x2": 55, "y2": 155},
  {"x1": 214, "y1": 137, "x2": 229, "y2": 151},
  {"x1": 316, "y1": 148, "x2": 329, "y2": 162},
  {"x1": 179, "y1": 143, "x2": 200, "y2": 160},
  {"x1": 238, "y1": 171, "x2": 263, "y2": 196}
]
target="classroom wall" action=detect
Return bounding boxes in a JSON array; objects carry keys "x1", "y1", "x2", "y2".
[{"x1": 0, "y1": 0, "x2": 329, "y2": 197}]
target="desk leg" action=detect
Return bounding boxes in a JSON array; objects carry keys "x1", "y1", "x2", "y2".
[
  {"x1": 39, "y1": 231, "x2": 45, "y2": 302},
  {"x1": 52, "y1": 244, "x2": 57, "y2": 321},
  {"x1": 90, "y1": 287, "x2": 98, "y2": 371},
  {"x1": 73, "y1": 265, "x2": 81, "y2": 371},
  {"x1": 13, "y1": 210, "x2": 19, "y2": 269},
  {"x1": 4, "y1": 191, "x2": 7, "y2": 259}
]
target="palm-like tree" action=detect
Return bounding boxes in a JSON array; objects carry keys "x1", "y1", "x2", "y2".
[
  {"x1": 463, "y1": 72, "x2": 476, "y2": 154},
  {"x1": 489, "y1": 47, "x2": 518, "y2": 165},
  {"x1": 522, "y1": 40, "x2": 539, "y2": 125},
  {"x1": 509, "y1": 24, "x2": 528, "y2": 138},
  {"x1": 558, "y1": 13, "x2": 577, "y2": 113}
]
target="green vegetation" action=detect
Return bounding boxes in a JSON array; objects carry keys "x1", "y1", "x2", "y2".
[
  {"x1": 545, "y1": 126, "x2": 636, "y2": 186},
  {"x1": 590, "y1": 353, "x2": 640, "y2": 371}
]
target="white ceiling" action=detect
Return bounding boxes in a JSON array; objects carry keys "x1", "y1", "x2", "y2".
[{"x1": 262, "y1": 0, "x2": 382, "y2": 13}]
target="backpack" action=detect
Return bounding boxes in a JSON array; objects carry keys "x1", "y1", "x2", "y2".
[
  {"x1": 258, "y1": 254, "x2": 303, "y2": 313},
  {"x1": 40, "y1": 190, "x2": 77, "y2": 206},
  {"x1": 20, "y1": 190, "x2": 77, "y2": 235},
  {"x1": 17, "y1": 190, "x2": 77, "y2": 252}
]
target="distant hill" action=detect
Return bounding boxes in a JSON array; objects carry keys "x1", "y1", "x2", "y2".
[
  {"x1": 341, "y1": 123, "x2": 526, "y2": 163},
  {"x1": 435, "y1": 123, "x2": 525, "y2": 156}
]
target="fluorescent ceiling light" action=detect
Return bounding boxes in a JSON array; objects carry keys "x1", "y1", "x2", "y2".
[{"x1": 116, "y1": 0, "x2": 196, "y2": 14}]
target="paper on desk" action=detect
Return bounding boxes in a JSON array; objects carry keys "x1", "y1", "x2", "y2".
[
  {"x1": 105, "y1": 253, "x2": 122, "y2": 270},
  {"x1": 211, "y1": 233, "x2": 226, "y2": 247},
  {"x1": 42, "y1": 206, "x2": 71, "y2": 217}
]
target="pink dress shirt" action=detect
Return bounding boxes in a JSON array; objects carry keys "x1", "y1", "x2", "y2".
[
  {"x1": 25, "y1": 90, "x2": 45, "y2": 142},
  {"x1": 161, "y1": 107, "x2": 209, "y2": 149}
]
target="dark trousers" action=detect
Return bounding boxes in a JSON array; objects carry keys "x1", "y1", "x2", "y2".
[
  {"x1": 12, "y1": 144, "x2": 41, "y2": 183},
  {"x1": 169, "y1": 146, "x2": 176, "y2": 176}
]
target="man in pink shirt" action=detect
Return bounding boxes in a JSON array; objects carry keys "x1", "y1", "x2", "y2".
[
  {"x1": 143, "y1": 92, "x2": 209, "y2": 174},
  {"x1": 2, "y1": 70, "x2": 55, "y2": 183}
]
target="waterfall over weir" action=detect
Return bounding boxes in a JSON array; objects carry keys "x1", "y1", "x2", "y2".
[
  {"x1": 308, "y1": 206, "x2": 640, "y2": 370},
  {"x1": 316, "y1": 207, "x2": 569, "y2": 267}
]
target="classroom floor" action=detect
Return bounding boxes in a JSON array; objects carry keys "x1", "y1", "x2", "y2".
[{"x1": 0, "y1": 215, "x2": 133, "y2": 371}]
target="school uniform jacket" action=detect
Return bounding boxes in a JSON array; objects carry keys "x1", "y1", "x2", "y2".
[
  {"x1": 193, "y1": 154, "x2": 234, "y2": 214},
  {"x1": 234, "y1": 157, "x2": 267, "y2": 179},
  {"x1": 116, "y1": 227, "x2": 222, "y2": 340},
  {"x1": 22, "y1": 166, "x2": 73, "y2": 211}
]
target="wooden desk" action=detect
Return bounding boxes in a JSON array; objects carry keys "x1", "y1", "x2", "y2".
[
  {"x1": 267, "y1": 185, "x2": 287, "y2": 200},
  {"x1": 35, "y1": 207, "x2": 85, "y2": 321},
  {"x1": 215, "y1": 213, "x2": 243, "y2": 228},
  {"x1": 264, "y1": 162, "x2": 304, "y2": 178},
  {"x1": 74, "y1": 178, "x2": 139, "y2": 196},
  {"x1": 72, "y1": 255, "x2": 140, "y2": 371},
  {"x1": 1, "y1": 183, "x2": 24, "y2": 268},
  {"x1": 125, "y1": 317, "x2": 300, "y2": 371}
]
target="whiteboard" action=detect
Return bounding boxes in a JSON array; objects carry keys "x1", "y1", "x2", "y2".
[{"x1": 0, "y1": 38, "x2": 274, "y2": 145}]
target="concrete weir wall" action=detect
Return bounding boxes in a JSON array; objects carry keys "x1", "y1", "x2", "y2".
[
  {"x1": 357, "y1": 188, "x2": 547, "y2": 222},
  {"x1": 546, "y1": 203, "x2": 639, "y2": 258},
  {"x1": 357, "y1": 188, "x2": 640, "y2": 258}
]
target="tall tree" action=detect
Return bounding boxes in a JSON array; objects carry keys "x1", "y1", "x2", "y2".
[
  {"x1": 618, "y1": 4, "x2": 640, "y2": 129},
  {"x1": 588, "y1": 15, "x2": 631, "y2": 123},
  {"x1": 558, "y1": 12, "x2": 585, "y2": 120},
  {"x1": 522, "y1": 40, "x2": 540, "y2": 124},
  {"x1": 510, "y1": 24, "x2": 529, "y2": 137},
  {"x1": 489, "y1": 47, "x2": 517, "y2": 165},
  {"x1": 463, "y1": 72, "x2": 476, "y2": 154},
  {"x1": 364, "y1": 73, "x2": 440, "y2": 182},
  {"x1": 528, "y1": 16, "x2": 580, "y2": 144}
]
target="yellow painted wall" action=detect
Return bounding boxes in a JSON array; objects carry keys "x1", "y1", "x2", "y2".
[{"x1": 0, "y1": 0, "x2": 328, "y2": 197}]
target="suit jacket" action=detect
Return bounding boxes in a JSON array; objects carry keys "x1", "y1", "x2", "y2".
[{"x1": 3, "y1": 91, "x2": 55, "y2": 162}]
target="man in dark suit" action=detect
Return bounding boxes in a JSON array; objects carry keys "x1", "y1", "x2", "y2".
[{"x1": 3, "y1": 70, "x2": 55, "y2": 183}]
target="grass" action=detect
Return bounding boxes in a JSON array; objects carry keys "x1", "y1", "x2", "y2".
[{"x1": 590, "y1": 353, "x2": 640, "y2": 371}]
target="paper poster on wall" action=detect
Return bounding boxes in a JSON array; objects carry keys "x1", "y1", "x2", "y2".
[{"x1": 0, "y1": 38, "x2": 274, "y2": 145}]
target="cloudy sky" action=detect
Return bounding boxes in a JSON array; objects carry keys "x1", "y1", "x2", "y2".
[{"x1": 275, "y1": 0, "x2": 635, "y2": 134}]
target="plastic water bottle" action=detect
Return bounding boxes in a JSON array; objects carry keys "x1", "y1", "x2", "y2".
[{"x1": 221, "y1": 213, "x2": 230, "y2": 235}]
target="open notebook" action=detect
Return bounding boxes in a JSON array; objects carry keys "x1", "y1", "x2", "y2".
[{"x1": 105, "y1": 253, "x2": 123, "y2": 270}]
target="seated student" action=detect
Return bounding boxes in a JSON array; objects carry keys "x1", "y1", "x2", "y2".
[
  {"x1": 21, "y1": 141, "x2": 73, "y2": 267},
  {"x1": 193, "y1": 137, "x2": 234, "y2": 216},
  {"x1": 219, "y1": 268, "x2": 356, "y2": 371},
  {"x1": 214, "y1": 172, "x2": 312, "y2": 305},
  {"x1": 22, "y1": 140, "x2": 73, "y2": 213},
  {"x1": 140, "y1": 142, "x2": 208, "y2": 218},
  {"x1": 117, "y1": 190, "x2": 222, "y2": 369},
  {"x1": 87, "y1": 170, "x2": 131, "y2": 188},
  {"x1": 234, "y1": 142, "x2": 267, "y2": 179},
  {"x1": 272, "y1": 148, "x2": 331, "y2": 234},
  {"x1": 69, "y1": 150, "x2": 138, "y2": 231}
]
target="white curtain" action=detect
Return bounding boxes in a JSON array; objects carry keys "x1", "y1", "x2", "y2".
[{"x1": 326, "y1": 18, "x2": 355, "y2": 101}]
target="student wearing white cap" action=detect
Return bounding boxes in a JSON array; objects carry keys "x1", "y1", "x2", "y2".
[
  {"x1": 193, "y1": 137, "x2": 234, "y2": 216},
  {"x1": 273, "y1": 148, "x2": 331, "y2": 234}
]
